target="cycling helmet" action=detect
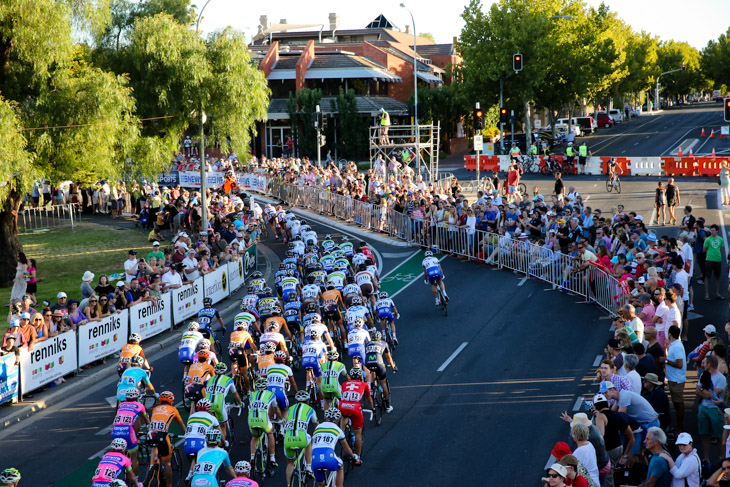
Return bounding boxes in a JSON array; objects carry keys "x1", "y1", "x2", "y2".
[
  {"x1": 424, "y1": 250, "x2": 433, "y2": 257},
  {"x1": 293, "y1": 235, "x2": 302, "y2": 241},
  {"x1": 305, "y1": 303, "x2": 318, "y2": 313},
  {"x1": 287, "y1": 242, "x2": 294, "y2": 249},
  {"x1": 286, "y1": 250, "x2": 295, "y2": 257},
  {"x1": 203, "y1": 297, "x2": 212, "y2": 307},
  {"x1": 252, "y1": 271, "x2": 263, "y2": 279},
  {"x1": 311, "y1": 313, "x2": 322, "y2": 323},
  {"x1": 358, "y1": 264, "x2": 367, "y2": 271},
  {"x1": 341, "y1": 236, "x2": 349, "y2": 242},
  {"x1": 214, "y1": 362, "x2": 228, "y2": 375},
  {"x1": 108, "y1": 480, "x2": 127, "y2": 487},
  {"x1": 263, "y1": 287, "x2": 272, "y2": 295},
  {"x1": 266, "y1": 321, "x2": 280, "y2": 332},
  {"x1": 346, "y1": 276, "x2": 355, "y2": 284},
  {"x1": 273, "y1": 350, "x2": 287, "y2": 363},
  {"x1": 240, "y1": 301, "x2": 250, "y2": 311},
  {"x1": 349, "y1": 367, "x2": 363, "y2": 380},
  {"x1": 324, "y1": 407, "x2": 342, "y2": 422},
  {"x1": 199, "y1": 339, "x2": 211, "y2": 348},
  {"x1": 110, "y1": 438, "x2": 128, "y2": 451},
  {"x1": 327, "y1": 350, "x2": 339, "y2": 361},
  {"x1": 353, "y1": 317, "x2": 364, "y2": 329},
  {"x1": 261, "y1": 342, "x2": 277, "y2": 353},
  {"x1": 325, "y1": 282, "x2": 335, "y2": 290},
  {"x1": 234, "y1": 460, "x2": 252, "y2": 475},
  {"x1": 307, "y1": 275, "x2": 316, "y2": 284},
  {"x1": 309, "y1": 329, "x2": 321, "y2": 340},
  {"x1": 351, "y1": 296, "x2": 362, "y2": 305},
  {"x1": 125, "y1": 388, "x2": 141, "y2": 401},
  {"x1": 206, "y1": 428, "x2": 222, "y2": 444},
  {"x1": 130, "y1": 355, "x2": 144, "y2": 366},
  {"x1": 295, "y1": 390, "x2": 310, "y2": 403},
  {"x1": 188, "y1": 321, "x2": 200, "y2": 331},
  {"x1": 288, "y1": 293, "x2": 298, "y2": 302},
  {"x1": 286, "y1": 269, "x2": 294, "y2": 276},
  {"x1": 279, "y1": 263, "x2": 286, "y2": 270},
  {"x1": 271, "y1": 306, "x2": 281, "y2": 315},
  {"x1": 378, "y1": 291, "x2": 388, "y2": 299},
  {"x1": 372, "y1": 330, "x2": 382, "y2": 341},
  {"x1": 129, "y1": 333, "x2": 141, "y2": 344},
  {"x1": 196, "y1": 398, "x2": 212, "y2": 412},
  {"x1": 197, "y1": 350, "x2": 211, "y2": 361},
  {"x1": 247, "y1": 286, "x2": 255, "y2": 294},
  {"x1": 234, "y1": 320, "x2": 247, "y2": 331},
  {"x1": 160, "y1": 391, "x2": 174, "y2": 404},
  {"x1": 255, "y1": 377, "x2": 268, "y2": 390}
]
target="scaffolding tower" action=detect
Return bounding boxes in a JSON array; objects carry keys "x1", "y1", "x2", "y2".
[{"x1": 368, "y1": 122, "x2": 441, "y2": 182}]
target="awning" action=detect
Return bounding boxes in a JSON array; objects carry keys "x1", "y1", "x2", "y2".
[
  {"x1": 416, "y1": 72, "x2": 443, "y2": 84},
  {"x1": 304, "y1": 68, "x2": 401, "y2": 82},
  {"x1": 267, "y1": 69, "x2": 296, "y2": 81}
]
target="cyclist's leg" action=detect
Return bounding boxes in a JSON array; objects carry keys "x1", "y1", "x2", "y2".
[{"x1": 249, "y1": 433, "x2": 260, "y2": 462}]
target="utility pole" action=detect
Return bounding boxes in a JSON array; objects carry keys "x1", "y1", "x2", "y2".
[
  {"x1": 195, "y1": 0, "x2": 213, "y2": 238},
  {"x1": 315, "y1": 104, "x2": 321, "y2": 166}
]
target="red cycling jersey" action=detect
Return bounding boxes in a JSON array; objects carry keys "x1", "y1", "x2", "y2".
[{"x1": 339, "y1": 380, "x2": 371, "y2": 430}]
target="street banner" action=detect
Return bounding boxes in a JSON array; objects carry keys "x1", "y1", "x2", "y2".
[
  {"x1": 130, "y1": 294, "x2": 171, "y2": 340},
  {"x1": 204, "y1": 266, "x2": 229, "y2": 305},
  {"x1": 243, "y1": 244, "x2": 257, "y2": 280},
  {"x1": 177, "y1": 171, "x2": 225, "y2": 189},
  {"x1": 157, "y1": 171, "x2": 179, "y2": 187},
  {"x1": 77, "y1": 310, "x2": 129, "y2": 367},
  {"x1": 0, "y1": 353, "x2": 19, "y2": 405},
  {"x1": 172, "y1": 277, "x2": 203, "y2": 323},
  {"x1": 227, "y1": 259, "x2": 245, "y2": 293},
  {"x1": 174, "y1": 171, "x2": 267, "y2": 191},
  {"x1": 20, "y1": 330, "x2": 77, "y2": 394},
  {"x1": 238, "y1": 174, "x2": 267, "y2": 192}
]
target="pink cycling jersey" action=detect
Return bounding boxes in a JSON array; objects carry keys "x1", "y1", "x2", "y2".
[
  {"x1": 92, "y1": 452, "x2": 131, "y2": 482},
  {"x1": 226, "y1": 478, "x2": 259, "y2": 487},
  {"x1": 112, "y1": 400, "x2": 146, "y2": 443}
]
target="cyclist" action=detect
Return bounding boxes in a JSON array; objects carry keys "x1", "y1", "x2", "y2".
[
  {"x1": 311, "y1": 408, "x2": 358, "y2": 487},
  {"x1": 359, "y1": 241, "x2": 375, "y2": 264},
  {"x1": 147, "y1": 391, "x2": 186, "y2": 487},
  {"x1": 233, "y1": 303, "x2": 260, "y2": 337},
  {"x1": 308, "y1": 264, "x2": 327, "y2": 289},
  {"x1": 112, "y1": 388, "x2": 150, "y2": 475},
  {"x1": 607, "y1": 157, "x2": 622, "y2": 182},
  {"x1": 344, "y1": 296, "x2": 374, "y2": 332},
  {"x1": 354, "y1": 264, "x2": 378, "y2": 308},
  {"x1": 320, "y1": 251, "x2": 335, "y2": 273},
  {"x1": 116, "y1": 355, "x2": 156, "y2": 404},
  {"x1": 91, "y1": 439, "x2": 139, "y2": 487},
  {"x1": 339, "y1": 237, "x2": 354, "y2": 260},
  {"x1": 259, "y1": 316, "x2": 290, "y2": 357},
  {"x1": 241, "y1": 286, "x2": 260, "y2": 310},
  {"x1": 339, "y1": 367, "x2": 373, "y2": 463},
  {"x1": 226, "y1": 461, "x2": 259, "y2": 487},
  {"x1": 248, "y1": 378, "x2": 282, "y2": 472},
  {"x1": 341, "y1": 276, "x2": 363, "y2": 307},
  {"x1": 301, "y1": 276, "x2": 322, "y2": 306},
  {"x1": 249, "y1": 271, "x2": 267, "y2": 295},
  {"x1": 327, "y1": 264, "x2": 347, "y2": 291},
  {"x1": 267, "y1": 350, "x2": 298, "y2": 418},
  {"x1": 229, "y1": 321, "x2": 257, "y2": 394},
  {"x1": 184, "y1": 350, "x2": 215, "y2": 412},
  {"x1": 302, "y1": 329, "x2": 328, "y2": 405},
  {"x1": 303, "y1": 313, "x2": 336, "y2": 351},
  {"x1": 346, "y1": 318, "x2": 371, "y2": 372},
  {"x1": 197, "y1": 297, "x2": 226, "y2": 342},
  {"x1": 205, "y1": 362, "x2": 243, "y2": 446},
  {"x1": 374, "y1": 291, "x2": 400, "y2": 345},
  {"x1": 184, "y1": 398, "x2": 221, "y2": 475},
  {"x1": 283, "y1": 294, "x2": 304, "y2": 343},
  {"x1": 117, "y1": 333, "x2": 151, "y2": 376},
  {"x1": 422, "y1": 250, "x2": 448, "y2": 306},
  {"x1": 321, "y1": 235, "x2": 336, "y2": 253},
  {"x1": 301, "y1": 226, "x2": 318, "y2": 247},
  {"x1": 194, "y1": 339, "x2": 219, "y2": 365},
  {"x1": 179, "y1": 321, "x2": 204, "y2": 375},
  {"x1": 263, "y1": 306, "x2": 293, "y2": 342},
  {"x1": 190, "y1": 428, "x2": 236, "y2": 486},
  {"x1": 0, "y1": 469, "x2": 21, "y2": 487},
  {"x1": 321, "y1": 350, "x2": 349, "y2": 410},
  {"x1": 352, "y1": 250, "x2": 367, "y2": 268},
  {"x1": 291, "y1": 235, "x2": 306, "y2": 256},
  {"x1": 264, "y1": 203, "x2": 279, "y2": 239},
  {"x1": 322, "y1": 284, "x2": 346, "y2": 344},
  {"x1": 365, "y1": 331, "x2": 397, "y2": 413},
  {"x1": 279, "y1": 270, "x2": 301, "y2": 301},
  {"x1": 284, "y1": 390, "x2": 319, "y2": 484},
  {"x1": 256, "y1": 287, "x2": 279, "y2": 322},
  {"x1": 256, "y1": 341, "x2": 277, "y2": 377}
]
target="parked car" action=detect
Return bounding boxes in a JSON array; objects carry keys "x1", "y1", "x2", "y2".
[
  {"x1": 501, "y1": 132, "x2": 558, "y2": 154},
  {"x1": 608, "y1": 109, "x2": 624, "y2": 123},
  {"x1": 713, "y1": 90, "x2": 724, "y2": 102},
  {"x1": 573, "y1": 116, "x2": 596, "y2": 136},
  {"x1": 590, "y1": 112, "x2": 615, "y2": 128},
  {"x1": 546, "y1": 122, "x2": 581, "y2": 138}
]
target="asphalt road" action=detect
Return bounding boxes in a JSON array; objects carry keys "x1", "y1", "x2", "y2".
[{"x1": 2, "y1": 198, "x2": 727, "y2": 486}]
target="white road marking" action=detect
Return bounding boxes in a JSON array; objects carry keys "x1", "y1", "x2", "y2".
[
  {"x1": 718, "y1": 190, "x2": 730, "y2": 259},
  {"x1": 584, "y1": 195, "x2": 591, "y2": 202},
  {"x1": 649, "y1": 207, "x2": 657, "y2": 227},
  {"x1": 379, "y1": 250, "x2": 420, "y2": 277},
  {"x1": 572, "y1": 396, "x2": 583, "y2": 412},
  {"x1": 517, "y1": 277, "x2": 528, "y2": 286},
  {"x1": 687, "y1": 311, "x2": 704, "y2": 321},
  {"x1": 381, "y1": 251, "x2": 416, "y2": 258},
  {"x1": 593, "y1": 355, "x2": 604, "y2": 367},
  {"x1": 105, "y1": 396, "x2": 117, "y2": 408},
  {"x1": 95, "y1": 424, "x2": 113, "y2": 435},
  {"x1": 437, "y1": 342, "x2": 469, "y2": 372}
]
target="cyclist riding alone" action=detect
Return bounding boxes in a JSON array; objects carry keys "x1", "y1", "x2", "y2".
[
  {"x1": 338, "y1": 367, "x2": 373, "y2": 464},
  {"x1": 321, "y1": 350, "x2": 349, "y2": 410},
  {"x1": 117, "y1": 333, "x2": 151, "y2": 377},
  {"x1": 225, "y1": 461, "x2": 259, "y2": 487},
  {"x1": 197, "y1": 297, "x2": 226, "y2": 342},
  {"x1": 184, "y1": 398, "x2": 221, "y2": 475},
  {"x1": 91, "y1": 438, "x2": 139, "y2": 487},
  {"x1": 422, "y1": 250, "x2": 448, "y2": 306},
  {"x1": 284, "y1": 390, "x2": 319, "y2": 485},
  {"x1": 205, "y1": 362, "x2": 243, "y2": 447},
  {"x1": 365, "y1": 330, "x2": 398, "y2": 413},
  {"x1": 147, "y1": 391, "x2": 186, "y2": 487},
  {"x1": 607, "y1": 157, "x2": 622, "y2": 182},
  {"x1": 190, "y1": 428, "x2": 236, "y2": 487},
  {"x1": 112, "y1": 387, "x2": 150, "y2": 476},
  {"x1": 179, "y1": 321, "x2": 204, "y2": 375},
  {"x1": 185, "y1": 349, "x2": 215, "y2": 412},
  {"x1": 248, "y1": 377, "x2": 283, "y2": 473},
  {"x1": 311, "y1": 408, "x2": 358, "y2": 487}
]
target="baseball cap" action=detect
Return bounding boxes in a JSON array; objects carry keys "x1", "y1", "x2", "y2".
[
  {"x1": 177, "y1": 242, "x2": 188, "y2": 251},
  {"x1": 57, "y1": 292, "x2": 67, "y2": 298},
  {"x1": 9, "y1": 319, "x2": 20, "y2": 328},
  {"x1": 647, "y1": 233, "x2": 657, "y2": 242},
  {"x1": 116, "y1": 281, "x2": 126, "y2": 288},
  {"x1": 128, "y1": 249, "x2": 137, "y2": 255},
  {"x1": 675, "y1": 432, "x2": 693, "y2": 445},
  {"x1": 593, "y1": 394, "x2": 608, "y2": 404},
  {"x1": 20, "y1": 312, "x2": 30, "y2": 320},
  {"x1": 598, "y1": 381, "x2": 616, "y2": 393},
  {"x1": 152, "y1": 241, "x2": 160, "y2": 246},
  {"x1": 704, "y1": 324, "x2": 717, "y2": 335}
]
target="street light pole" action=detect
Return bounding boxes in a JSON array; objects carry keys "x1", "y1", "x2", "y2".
[
  {"x1": 400, "y1": 3, "x2": 420, "y2": 179},
  {"x1": 196, "y1": 0, "x2": 213, "y2": 237}
]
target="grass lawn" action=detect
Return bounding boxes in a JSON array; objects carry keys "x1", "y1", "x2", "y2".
[{"x1": 0, "y1": 222, "x2": 152, "y2": 332}]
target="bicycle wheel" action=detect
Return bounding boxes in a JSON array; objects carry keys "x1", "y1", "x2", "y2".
[
  {"x1": 214, "y1": 339, "x2": 223, "y2": 358},
  {"x1": 253, "y1": 445, "x2": 266, "y2": 484},
  {"x1": 439, "y1": 289, "x2": 448, "y2": 316},
  {"x1": 518, "y1": 182, "x2": 527, "y2": 195},
  {"x1": 181, "y1": 380, "x2": 191, "y2": 411},
  {"x1": 372, "y1": 388, "x2": 383, "y2": 426},
  {"x1": 171, "y1": 448, "x2": 183, "y2": 487},
  {"x1": 289, "y1": 469, "x2": 302, "y2": 487},
  {"x1": 227, "y1": 415, "x2": 236, "y2": 449},
  {"x1": 605, "y1": 179, "x2": 613, "y2": 193},
  {"x1": 539, "y1": 162, "x2": 551, "y2": 175},
  {"x1": 614, "y1": 178, "x2": 621, "y2": 194}
]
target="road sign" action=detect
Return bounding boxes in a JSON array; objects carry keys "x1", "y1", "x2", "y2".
[
  {"x1": 474, "y1": 135, "x2": 483, "y2": 151},
  {"x1": 534, "y1": 120, "x2": 542, "y2": 129},
  {"x1": 484, "y1": 143, "x2": 495, "y2": 155},
  {"x1": 722, "y1": 126, "x2": 729, "y2": 136}
]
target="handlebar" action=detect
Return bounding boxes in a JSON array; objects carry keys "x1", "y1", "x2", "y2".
[{"x1": 362, "y1": 409, "x2": 374, "y2": 421}]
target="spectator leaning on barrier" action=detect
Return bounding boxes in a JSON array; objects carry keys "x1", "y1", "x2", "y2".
[
  {"x1": 2, "y1": 319, "x2": 26, "y2": 354},
  {"x1": 17, "y1": 312, "x2": 37, "y2": 351}
]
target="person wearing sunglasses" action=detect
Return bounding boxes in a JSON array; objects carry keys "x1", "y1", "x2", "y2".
[{"x1": 542, "y1": 463, "x2": 568, "y2": 487}]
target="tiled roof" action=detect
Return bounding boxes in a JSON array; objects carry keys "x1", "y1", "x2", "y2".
[
  {"x1": 268, "y1": 95, "x2": 408, "y2": 118},
  {"x1": 413, "y1": 44, "x2": 456, "y2": 56}
]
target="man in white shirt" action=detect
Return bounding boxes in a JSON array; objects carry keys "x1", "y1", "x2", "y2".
[
  {"x1": 124, "y1": 250, "x2": 139, "y2": 283},
  {"x1": 161, "y1": 263, "x2": 184, "y2": 290},
  {"x1": 182, "y1": 250, "x2": 200, "y2": 281},
  {"x1": 672, "y1": 259, "x2": 691, "y2": 341},
  {"x1": 678, "y1": 232, "x2": 694, "y2": 308}
]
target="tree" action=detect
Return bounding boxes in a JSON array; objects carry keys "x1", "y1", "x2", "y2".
[
  {"x1": 656, "y1": 40, "x2": 703, "y2": 99},
  {"x1": 286, "y1": 88, "x2": 322, "y2": 159},
  {"x1": 418, "y1": 32, "x2": 435, "y2": 43},
  {"x1": 332, "y1": 88, "x2": 368, "y2": 161},
  {"x1": 701, "y1": 28, "x2": 730, "y2": 90}
]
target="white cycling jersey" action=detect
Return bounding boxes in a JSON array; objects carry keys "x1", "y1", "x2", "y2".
[{"x1": 301, "y1": 284, "x2": 320, "y2": 300}]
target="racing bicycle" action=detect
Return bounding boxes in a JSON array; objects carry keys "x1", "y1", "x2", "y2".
[
  {"x1": 288, "y1": 445, "x2": 314, "y2": 487},
  {"x1": 606, "y1": 173, "x2": 621, "y2": 193},
  {"x1": 142, "y1": 433, "x2": 183, "y2": 487},
  {"x1": 339, "y1": 409, "x2": 372, "y2": 475}
]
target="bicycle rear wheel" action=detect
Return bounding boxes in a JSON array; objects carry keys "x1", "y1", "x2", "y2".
[
  {"x1": 253, "y1": 445, "x2": 266, "y2": 484},
  {"x1": 372, "y1": 387, "x2": 383, "y2": 426},
  {"x1": 171, "y1": 448, "x2": 183, "y2": 487},
  {"x1": 614, "y1": 178, "x2": 621, "y2": 194},
  {"x1": 518, "y1": 182, "x2": 527, "y2": 195},
  {"x1": 605, "y1": 179, "x2": 612, "y2": 192}
]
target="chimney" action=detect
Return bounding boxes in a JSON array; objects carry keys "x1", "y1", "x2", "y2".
[
  {"x1": 280, "y1": 19, "x2": 287, "y2": 25},
  {"x1": 405, "y1": 24, "x2": 410, "y2": 34},
  {"x1": 328, "y1": 12, "x2": 339, "y2": 32},
  {"x1": 259, "y1": 15, "x2": 268, "y2": 29},
  {"x1": 453, "y1": 36, "x2": 458, "y2": 44}
]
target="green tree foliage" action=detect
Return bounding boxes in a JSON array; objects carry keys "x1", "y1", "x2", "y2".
[
  {"x1": 701, "y1": 28, "x2": 730, "y2": 90},
  {"x1": 332, "y1": 88, "x2": 368, "y2": 160},
  {"x1": 656, "y1": 40, "x2": 703, "y2": 98},
  {"x1": 286, "y1": 88, "x2": 322, "y2": 159}
]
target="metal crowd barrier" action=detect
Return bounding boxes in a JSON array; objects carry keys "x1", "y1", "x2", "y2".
[
  {"x1": 261, "y1": 178, "x2": 626, "y2": 315},
  {"x1": 19, "y1": 203, "x2": 81, "y2": 231}
]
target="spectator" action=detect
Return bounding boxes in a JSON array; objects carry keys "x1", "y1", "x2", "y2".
[
  {"x1": 172, "y1": 242, "x2": 187, "y2": 264},
  {"x1": 125, "y1": 279, "x2": 144, "y2": 305},
  {"x1": 94, "y1": 274, "x2": 114, "y2": 297},
  {"x1": 570, "y1": 422, "x2": 599, "y2": 487},
  {"x1": 51, "y1": 309, "x2": 70, "y2": 335},
  {"x1": 2, "y1": 319, "x2": 26, "y2": 353},
  {"x1": 542, "y1": 463, "x2": 569, "y2": 487},
  {"x1": 80, "y1": 271, "x2": 95, "y2": 310},
  {"x1": 50, "y1": 292, "x2": 69, "y2": 316},
  {"x1": 633, "y1": 343, "x2": 658, "y2": 378},
  {"x1": 600, "y1": 380, "x2": 659, "y2": 430},
  {"x1": 644, "y1": 426, "x2": 673, "y2": 487},
  {"x1": 623, "y1": 354, "x2": 641, "y2": 393},
  {"x1": 558, "y1": 454, "x2": 590, "y2": 487},
  {"x1": 658, "y1": 432, "x2": 701, "y2": 487},
  {"x1": 10, "y1": 252, "x2": 28, "y2": 306},
  {"x1": 182, "y1": 248, "x2": 201, "y2": 281},
  {"x1": 704, "y1": 224, "x2": 724, "y2": 301},
  {"x1": 653, "y1": 289, "x2": 681, "y2": 346},
  {"x1": 19, "y1": 295, "x2": 37, "y2": 318},
  {"x1": 124, "y1": 250, "x2": 139, "y2": 283},
  {"x1": 654, "y1": 181, "x2": 667, "y2": 226},
  {"x1": 65, "y1": 299, "x2": 88, "y2": 329},
  {"x1": 592, "y1": 393, "x2": 634, "y2": 478},
  {"x1": 31, "y1": 311, "x2": 50, "y2": 343},
  {"x1": 637, "y1": 293, "x2": 656, "y2": 331},
  {"x1": 161, "y1": 263, "x2": 184, "y2": 291},
  {"x1": 665, "y1": 178, "x2": 680, "y2": 225},
  {"x1": 98, "y1": 295, "x2": 112, "y2": 318},
  {"x1": 17, "y1": 312, "x2": 38, "y2": 350},
  {"x1": 83, "y1": 296, "x2": 102, "y2": 322},
  {"x1": 641, "y1": 373, "x2": 671, "y2": 430},
  {"x1": 26, "y1": 258, "x2": 37, "y2": 306},
  {"x1": 110, "y1": 282, "x2": 128, "y2": 310},
  {"x1": 697, "y1": 354, "x2": 727, "y2": 466}
]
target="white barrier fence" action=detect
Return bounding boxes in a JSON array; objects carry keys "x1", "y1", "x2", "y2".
[{"x1": 2, "y1": 245, "x2": 258, "y2": 401}]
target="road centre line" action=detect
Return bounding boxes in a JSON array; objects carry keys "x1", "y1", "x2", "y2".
[
  {"x1": 593, "y1": 355, "x2": 603, "y2": 367},
  {"x1": 572, "y1": 396, "x2": 584, "y2": 412},
  {"x1": 436, "y1": 342, "x2": 469, "y2": 372}
]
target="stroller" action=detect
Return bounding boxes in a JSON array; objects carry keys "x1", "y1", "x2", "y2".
[{"x1": 137, "y1": 204, "x2": 151, "y2": 229}]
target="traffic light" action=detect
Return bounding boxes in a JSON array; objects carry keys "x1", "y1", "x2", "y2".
[
  {"x1": 513, "y1": 53, "x2": 523, "y2": 72},
  {"x1": 474, "y1": 108, "x2": 484, "y2": 131},
  {"x1": 725, "y1": 97, "x2": 730, "y2": 122},
  {"x1": 499, "y1": 107, "x2": 508, "y2": 124},
  {"x1": 681, "y1": 63, "x2": 686, "y2": 71}
]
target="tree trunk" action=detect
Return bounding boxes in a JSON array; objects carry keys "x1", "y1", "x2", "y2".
[{"x1": 0, "y1": 191, "x2": 22, "y2": 287}]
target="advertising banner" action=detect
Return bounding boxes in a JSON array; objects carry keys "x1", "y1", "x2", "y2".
[
  {"x1": 20, "y1": 330, "x2": 77, "y2": 394},
  {"x1": 243, "y1": 244, "x2": 257, "y2": 280},
  {"x1": 178, "y1": 171, "x2": 225, "y2": 189},
  {"x1": 77, "y1": 310, "x2": 129, "y2": 367},
  {"x1": 237, "y1": 174, "x2": 267, "y2": 192},
  {"x1": 130, "y1": 294, "x2": 171, "y2": 340},
  {"x1": 157, "y1": 171, "x2": 179, "y2": 187},
  {"x1": 227, "y1": 259, "x2": 245, "y2": 293},
  {"x1": 204, "y1": 266, "x2": 229, "y2": 305},
  {"x1": 172, "y1": 277, "x2": 203, "y2": 324},
  {"x1": 0, "y1": 353, "x2": 19, "y2": 405}
]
